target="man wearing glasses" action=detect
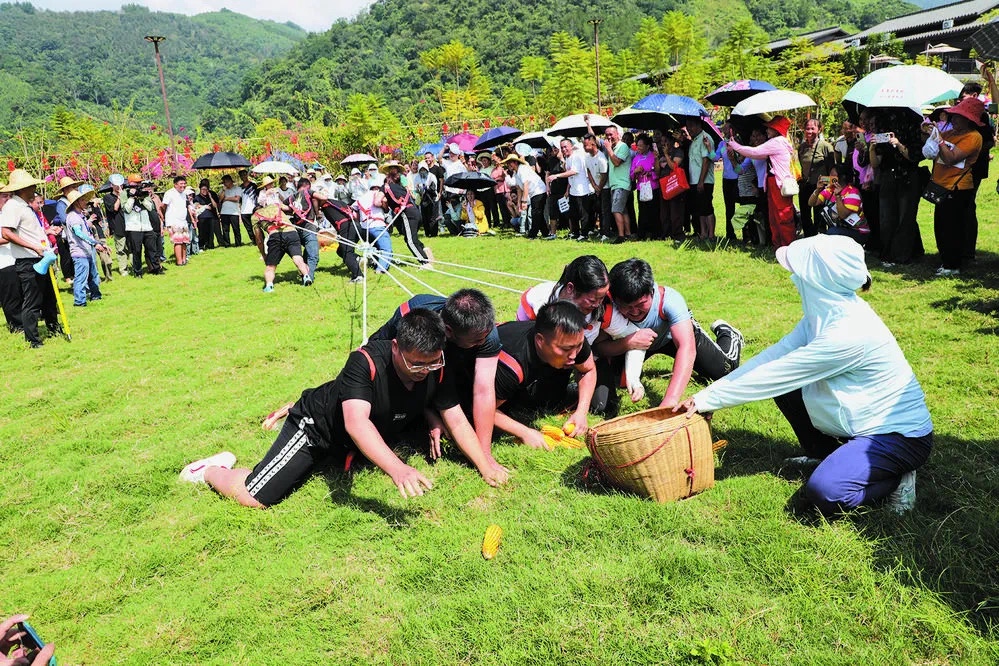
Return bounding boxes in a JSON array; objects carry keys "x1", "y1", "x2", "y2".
[{"x1": 181, "y1": 309, "x2": 508, "y2": 507}]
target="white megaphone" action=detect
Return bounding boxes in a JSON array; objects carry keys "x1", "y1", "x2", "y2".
[{"x1": 33, "y1": 249, "x2": 57, "y2": 275}]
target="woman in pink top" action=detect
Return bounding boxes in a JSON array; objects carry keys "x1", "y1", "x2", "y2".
[
  {"x1": 630, "y1": 133, "x2": 662, "y2": 239},
  {"x1": 490, "y1": 155, "x2": 512, "y2": 229},
  {"x1": 726, "y1": 116, "x2": 797, "y2": 248}
]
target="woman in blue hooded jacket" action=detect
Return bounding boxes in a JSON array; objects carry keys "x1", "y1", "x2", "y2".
[{"x1": 678, "y1": 234, "x2": 932, "y2": 515}]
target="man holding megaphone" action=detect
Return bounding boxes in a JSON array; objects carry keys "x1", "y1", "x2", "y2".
[{"x1": 0, "y1": 169, "x2": 62, "y2": 348}]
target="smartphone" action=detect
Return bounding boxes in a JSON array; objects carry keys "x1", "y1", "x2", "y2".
[
  {"x1": 818, "y1": 176, "x2": 830, "y2": 187},
  {"x1": 17, "y1": 621, "x2": 57, "y2": 666},
  {"x1": 872, "y1": 132, "x2": 893, "y2": 143}
]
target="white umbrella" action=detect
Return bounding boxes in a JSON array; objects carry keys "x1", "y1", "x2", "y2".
[
  {"x1": 732, "y1": 90, "x2": 816, "y2": 116},
  {"x1": 547, "y1": 113, "x2": 613, "y2": 138},
  {"x1": 843, "y1": 65, "x2": 962, "y2": 110},
  {"x1": 251, "y1": 160, "x2": 299, "y2": 175},
  {"x1": 515, "y1": 131, "x2": 557, "y2": 150}
]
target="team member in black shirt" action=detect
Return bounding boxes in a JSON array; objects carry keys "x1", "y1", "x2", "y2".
[
  {"x1": 181, "y1": 309, "x2": 508, "y2": 507},
  {"x1": 494, "y1": 301, "x2": 596, "y2": 450}
]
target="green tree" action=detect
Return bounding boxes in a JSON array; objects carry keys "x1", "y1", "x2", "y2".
[
  {"x1": 518, "y1": 56, "x2": 548, "y2": 98},
  {"x1": 539, "y1": 33, "x2": 597, "y2": 116},
  {"x1": 713, "y1": 19, "x2": 773, "y2": 82}
]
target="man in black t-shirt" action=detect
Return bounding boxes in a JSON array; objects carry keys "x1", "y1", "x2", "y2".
[
  {"x1": 181, "y1": 309, "x2": 508, "y2": 507},
  {"x1": 102, "y1": 180, "x2": 129, "y2": 275},
  {"x1": 494, "y1": 301, "x2": 596, "y2": 450},
  {"x1": 369, "y1": 289, "x2": 504, "y2": 471}
]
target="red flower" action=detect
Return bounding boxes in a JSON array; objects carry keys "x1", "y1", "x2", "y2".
[
  {"x1": 483, "y1": 119, "x2": 491, "y2": 129},
  {"x1": 101, "y1": 155, "x2": 110, "y2": 169},
  {"x1": 442, "y1": 123, "x2": 450, "y2": 134},
  {"x1": 462, "y1": 122, "x2": 469, "y2": 131},
  {"x1": 7, "y1": 160, "x2": 15, "y2": 172},
  {"x1": 132, "y1": 152, "x2": 140, "y2": 165},
  {"x1": 151, "y1": 124, "x2": 157, "y2": 130}
]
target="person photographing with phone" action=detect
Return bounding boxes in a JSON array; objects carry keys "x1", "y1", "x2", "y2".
[
  {"x1": 808, "y1": 166, "x2": 868, "y2": 246},
  {"x1": 867, "y1": 109, "x2": 925, "y2": 267},
  {"x1": 1, "y1": 614, "x2": 56, "y2": 665}
]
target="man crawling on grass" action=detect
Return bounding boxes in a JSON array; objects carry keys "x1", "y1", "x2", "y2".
[{"x1": 181, "y1": 308, "x2": 509, "y2": 507}]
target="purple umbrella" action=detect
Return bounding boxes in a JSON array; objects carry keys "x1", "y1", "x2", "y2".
[
  {"x1": 473, "y1": 126, "x2": 523, "y2": 151},
  {"x1": 444, "y1": 132, "x2": 480, "y2": 153}
]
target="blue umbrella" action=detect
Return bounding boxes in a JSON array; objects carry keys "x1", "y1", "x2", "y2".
[
  {"x1": 705, "y1": 80, "x2": 777, "y2": 107},
  {"x1": 632, "y1": 93, "x2": 708, "y2": 118},
  {"x1": 417, "y1": 141, "x2": 445, "y2": 156},
  {"x1": 263, "y1": 150, "x2": 306, "y2": 171},
  {"x1": 473, "y1": 126, "x2": 523, "y2": 151}
]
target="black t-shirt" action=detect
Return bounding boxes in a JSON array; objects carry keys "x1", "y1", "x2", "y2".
[
  {"x1": 369, "y1": 295, "x2": 501, "y2": 399},
  {"x1": 103, "y1": 192, "x2": 125, "y2": 238},
  {"x1": 296, "y1": 340, "x2": 458, "y2": 449},
  {"x1": 383, "y1": 181, "x2": 413, "y2": 212},
  {"x1": 194, "y1": 193, "x2": 219, "y2": 221},
  {"x1": 494, "y1": 321, "x2": 591, "y2": 403},
  {"x1": 429, "y1": 165, "x2": 446, "y2": 197}
]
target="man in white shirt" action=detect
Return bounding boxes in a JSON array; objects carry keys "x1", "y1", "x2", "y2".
[
  {"x1": 503, "y1": 155, "x2": 552, "y2": 240},
  {"x1": 238, "y1": 169, "x2": 260, "y2": 255},
  {"x1": 440, "y1": 144, "x2": 467, "y2": 200},
  {"x1": 0, "y1": 190, "x2": 22, "y2": 333},
  {"x1": 583, "y1": 133, "x2": 611, "y2": 239},
  {"x1": 218, "y1": 174, "x2": 243, "y2": 247},
  {"x1": 547, "y1": 138, "x2": 595, "y2": 241}
]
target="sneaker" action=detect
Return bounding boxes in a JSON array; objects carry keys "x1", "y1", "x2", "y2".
[
  {"x1": 350, "y1": 275, "x2": 364, "y2": 283},
  {"x1": 881, "y1": 261, "x2": 895, "y2": 268},
  {"x1": 263, "y1": 284, "x2": 274, "y2": 293},
  {"x1": 710, "y1": 319, "x2": 744, "y2": 368},
  {"x1": 935, "y1": 267, "x2": 960, "y2": 277},
  {"x1": 885, "y1": 471, "x2": 916, "y2": 514},
  {"x1": 599, "y1": 234, "x2": 611, "y2": 242},
  {"x1": 542, "y1": 234, "x2": 557, "y2": 241},
  {"x1": 587, "y1": 230, "x2": 601, "y2": 238},
  {"x1": 180, "y1": 451, "x2": 237, "y2": 484},
  {"x1": 783, "y1": 456, "x2": 822, "y2": 469},
  {"x1": 611, "y1": 236, "x2": 626, "y2": 244},
  {"x1": 303, "y1": 275, "x2": 314, "y2": 286}
]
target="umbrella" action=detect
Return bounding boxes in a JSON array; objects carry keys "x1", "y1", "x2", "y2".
[
  {"x1": 263, "y1": 150, "x2": 306, "y2": 171},
  {"x1": 842, "y1": 65, "x2": 962, "y2": 112},
  {"x1": 548, "y1": 113, "x2": 612, "y2": 137},
  {"x1": 611, "y1": 105, "x2": 677, "y2": 131},
  {"x1": 515, "y1": 131, "x2": 556, "y2": 149},
  {"x1": 731, "y1": 90, "x2": 816, "y2": 116},
  {"x1": 252, "y1": 160, "x2": 299, "y2": 175},
  {"x1": 341, "y1": 153, "x2": 378, "y2": 166},
  {"x1": 192, "y1": 151, "x2": 251, "y2": 170},
  {"x1": 474, "y1": 126, "x2": 523, "y2": 151},
  {"x1": 970, "y1": 23, "x2": 999, "y2": 60},
  {"x1": 444, "y1": 132, "x2": 480, "y2": 153},
  {"x1": 417, "y1": 142, "x2": 445, "y2": 156},
  {"x1": 443, "y1": 171, "x2": 496, "y2": 192},
  {"x1": 632, "y1": 93, "x2": 708, "y2": 118},
  {"x1": 97, "y1": 179, "x2": 113, "y2": 194},
  {"x1": 705, "y1": 79, "x2": 778, "y2": 107}
]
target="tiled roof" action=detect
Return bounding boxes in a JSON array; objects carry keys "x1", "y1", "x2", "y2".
[{"x1": 849, "y1": 0, "x2": 999, "y2": 41}]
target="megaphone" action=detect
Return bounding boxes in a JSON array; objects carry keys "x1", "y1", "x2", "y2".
[{"x1": 33, "y1": 250, "x2": 57, "y2": 275}]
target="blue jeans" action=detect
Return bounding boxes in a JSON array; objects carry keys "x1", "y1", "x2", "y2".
[
  {"x1": 188, "y1": 222, "x2": 200, "y2": 255},
  {"x1": 72, "y1": 255, "x2": 101, "y2": 305},
  {"x1": 361, "y1": 226, "x2": 393, "y2": 271},
  {"x1": 301, "y1": 231, "x2": 319, "y2": 279}
]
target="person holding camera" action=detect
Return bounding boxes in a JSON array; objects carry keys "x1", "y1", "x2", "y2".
[
  {"x1": 121, "y1": 174, "x2": 163, "y2": 277},
  {"x1": 796, "y1": 119, "x2": 835, "y2": 236},
  {"x1": 868, "y1": 110, "x2": 925, "y2": 267},
  {"x1": 808, "y1": 165, "x2": 868, "y2": 246}
]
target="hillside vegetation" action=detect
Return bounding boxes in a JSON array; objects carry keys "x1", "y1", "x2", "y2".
[{"x1": 0, "y1": 3, "x2": 306, "y2": 131}]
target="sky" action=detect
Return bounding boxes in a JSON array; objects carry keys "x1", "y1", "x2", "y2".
[{"x1": 27, "y1": 0, "x2": 375, "y2": 33}]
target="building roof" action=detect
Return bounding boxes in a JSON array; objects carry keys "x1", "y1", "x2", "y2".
[
  {"x1": 767, "y1": 26, "x2": 850, "y2": 52},
  {"x1": 848, "y1": 0, "x2": 999, "y2": 41}
]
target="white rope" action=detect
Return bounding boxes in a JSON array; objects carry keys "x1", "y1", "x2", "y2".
[
  {"x1": 378, "y1": 251, "x2": 526, "y2": 294},
  {"x1": 390, "y1": 262, "x2": 446, "y2": 296},
  {"x1": 380, "y1": 266, "x2": 415, "y2": 297},
  {"x1": 367, "y1": 245, "x2": 545, "y2": 282}
]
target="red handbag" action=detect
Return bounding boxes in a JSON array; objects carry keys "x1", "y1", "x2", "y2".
[{"x1": 659, "y1": 168, "x2": 690, "y2": 201}]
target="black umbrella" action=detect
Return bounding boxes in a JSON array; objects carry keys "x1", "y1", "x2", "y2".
[
  {"x1": 611, "y1": 106, "x2": 677, "y2": 131},
  {"x1": 705, "y1": 80, "x2": 778, "y2": 107},
  {"x1": 444, "y1": 171, "x2": 496, "y2": 192},
  {"x1": 192, "y1": 151, "x2": 251, "y2": 170},
  {"x1": 96, "y1": 179, "x2": 114, "y2": 194},
  {"x1": 970, "y1": 23, "x2": 999, "y2": 60}
]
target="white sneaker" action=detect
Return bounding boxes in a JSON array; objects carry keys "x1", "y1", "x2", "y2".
[
  {"x1": 935, "y1": 267, "x2": 960, "y2": 277},
  {"x1": 886, "y1": 471, "x2": 916, "y2": 514},
  {"x1": 180, "y1": 452, "x2": 236, "y2": 484}
]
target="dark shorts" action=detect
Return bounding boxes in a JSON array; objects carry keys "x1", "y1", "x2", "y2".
[
  {"x1": 245, "y1": 414, "x2": 327, "y2": 506},
  {"x1": 695, "y1": 184, "x2": 715, "y2": 217},
  {"x1": 265, "y1": 230, "x2": 302, "y2": 266}
]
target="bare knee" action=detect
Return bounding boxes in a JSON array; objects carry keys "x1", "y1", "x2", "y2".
[{"x1": 205, "y1": 467, "x2": 266, "y2": 509}]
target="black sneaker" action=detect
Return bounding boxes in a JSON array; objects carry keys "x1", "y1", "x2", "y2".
[{"x1": 711, "y1": 319, "x2": 744, "y2": 369}]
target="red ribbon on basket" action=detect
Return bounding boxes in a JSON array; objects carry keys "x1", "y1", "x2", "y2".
[{"x1": 587, "y1": 420, "x2": 698, "y2": 497}]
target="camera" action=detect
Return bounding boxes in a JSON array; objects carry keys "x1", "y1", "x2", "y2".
[{"x1": 872, "y1": 132, "x2": 893, "y2": 143}]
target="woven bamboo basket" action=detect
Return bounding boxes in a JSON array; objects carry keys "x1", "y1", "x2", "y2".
[{"x1": 585, "y1": 407, "x2": 718, "y2": 503}]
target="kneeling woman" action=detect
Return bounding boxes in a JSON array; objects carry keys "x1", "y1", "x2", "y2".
[{"x1": 679, "y1": 235, "x2": 932, "y2": 515}]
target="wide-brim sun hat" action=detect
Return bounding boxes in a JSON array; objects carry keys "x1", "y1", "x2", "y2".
[
  {"x1": 58, "y1": 175, "x2": 84, "y2": 190},
  {"x1": 501, "y1": 154, "x2": 526, "y2": 166},
  {"x1": 65, "y1": 188, "x2": 96, "y2": 208},
  {"x1": 350, "y1": 168, "x2": 361, "y2": 176},
  {"x1": 766, "y1": 116, "x2": 791, "y2": 137},
  {"x1": 109, "y1": 173, "x2": 125, "y2": 186},
  {"x1": 1, "y1": 169, "x2": 45, "y2": 193},
  {"x1": 260, "y1": 176, "x2": 276, "y2": 188},
  {"x1": 946, "y1": 96, "x2": 985, "y2": 127},
  {"x1": 334, "y1": 174, "x2": 347, "y2": 182},
  {"x1": 379, "y1": 160, "x2": 403, "y2": 174}
]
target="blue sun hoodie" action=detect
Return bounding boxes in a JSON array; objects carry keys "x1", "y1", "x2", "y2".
[{"x1": 693, "y1": 235, "x2": 932, "y2": 439}]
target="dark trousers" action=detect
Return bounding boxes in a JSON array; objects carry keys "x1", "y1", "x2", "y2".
[
  {"x1": 496, "y1": 192, "x2": 512, "y2": 228},
  {"x1": 860, "y1": 185, "x2": 880, "y2": 252},
  {"x1": 598, "y1": 189, "x2": 614, "y2": 236},
  {"x1": 798, "y1": 181, "x2": 822, "y2": 236},
  {"x1": 527, "y1": 193, "x2": 549, "y2": 238},
  {"x1": 56, "y1": 234, "x2": 74, "y2": 282},
  {"x1": 128, "y1": 230, "x2": 161, "y2": 275},
  {"x1": 479, "y1": 188, "x2": 498, "y2": 228},
  {"x1": 394, "y1": 206, "x2": 429, "y2": 262},
  {"x1": 774, "y1": 389, "x2": 931, "y2": 515},
  {"x1": 662, "y1": 191, "x2": 686, "y2": 241},
  {"x1": 336, "y1": 222, "x2": 362, "y2": 279},
  {"x1": 964, "y1": 177, "x2": 981, "y2": 261},
  {"x1": 722, "y1": 178, "x2": 738, "y2": 240},
  {"x1": 198, "y1": 216, "x2": 219, "y2": 250},
  {"x1": 934, "y1": 188, "x2": 974, "y2": 270},
  {"x1": 570, "y1": 193, "x2": 595, "y2": 236},
  {"x1": 241, "y1": 213, "x2": 255, "y2": 243},
  {"x1": 420, "y1": 201, "x2": 438, "y2": 237},
  {"x1": 878, "y1": 169, "x2": 923, "y2": 264},
  {"x1": 636, "y1": 188, "x2": 662, "y2": 239},
  {"x1": 1, "y1": 264, "x2": 24, "y2": 331},
  {"x1": 220, "y1": 214, "x2": 241, "y2": 247},
  {"x1": 14, "y1": 258, "x2": 59, "y2": 345}
]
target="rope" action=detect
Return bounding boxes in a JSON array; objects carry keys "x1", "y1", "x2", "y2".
[
  {"x1": 377, "y1": 252, "x2": 526, "y2": 294},
  {"x1": 390, "y1": 262, "x2": 446, "y2": 296},
  {"x1": 364, "y1": 245, "x2": 546, "y2": 282},
  {"x1": 380, "y1": 266, "x2": 415, "y2": 297}
]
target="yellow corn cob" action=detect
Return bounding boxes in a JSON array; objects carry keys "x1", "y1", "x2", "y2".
[
  {"x1": 541, "y1": 425, "x2": 584, "y2": 449},
  {"x1": 543, "y1": 434, "x2": 559, "y2": 449},
  {"x1": 563, "y1": 422, "x2": 576, "y2": 436},
  {"x1": 541, "y1": 425, "x2": 565, "y2": 439},
  {"x1": 482, "y1": 524, "x2": 502, "y2": 560}
]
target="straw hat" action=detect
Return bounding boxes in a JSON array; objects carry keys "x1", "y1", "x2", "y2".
[
  {"x1": 58, "y1": 175, "x2": 84, "y2": 191},
  {"x1": 501, "y1": 154, "x2": 525, "y2": 166},
  {"x1": 65, "y1": 188, "x2": 95, "y2": 209},
  {"x1": 1, "y1": 169, "x2": 45, "y2": 193},
  {"x1": 260, "y1": 176, "x2": 276, "y2": 188},
  {"x1": 379, "y1": 159, "x2": 404, "y2": 174}
]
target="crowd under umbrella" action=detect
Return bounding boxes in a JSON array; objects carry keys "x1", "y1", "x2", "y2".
[
  {"x1": 731, "y1": 89, "x2": 816, "y2": 117},
  {"x1": 547, "y1": 113, "x2": 612, "y2": 138},
  {"x1": 444, "y1": 132, "x2": 480, "y2": 153},
  {"x1": 515, "y1": 131, "x2": 556, "y2": 150},
  {"x1": 443, "y1": 171, "x2": 496, "y2": 192},
  {"x1": 192, "y1": 151, "x2": 251, "y2": 170},
  {"x1": 841, "y1": 64, "x2": 963, "y2": 122},
  {"x1": 705, "y1": 79, "x2": 777, "y2": 107},
  {"x1": 473, "y1": 126, "x2": 523, "y2": 151},
  {"x1": 251, "y1": 160, "x2": 298, "y2": 175},
  {"x1": 341, "y1": 153, "x2": 378, "y2": 167},
  {"x1": 610, "y1": 105, "x2": 677, "y2": 131},
  {"x1": 632, "y1": 93, "x2": 708, "y2": 118}
]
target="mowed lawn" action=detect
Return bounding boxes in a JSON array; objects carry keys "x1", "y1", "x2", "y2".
[{"x1": 1, "y1": 191, "x2": 997, "y2": 664}]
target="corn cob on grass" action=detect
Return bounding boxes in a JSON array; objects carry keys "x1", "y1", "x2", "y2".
[{"x1": 481, "y1": 524, "x2": 502, "y2": 560}]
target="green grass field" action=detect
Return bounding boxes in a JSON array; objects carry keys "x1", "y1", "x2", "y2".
[{"x1": 2, "y1": 194, "x2": 997, "y2": 664}]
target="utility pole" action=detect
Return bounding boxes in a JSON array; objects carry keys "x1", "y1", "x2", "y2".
[
  {"x1": 589, "y1": 19, "x2": 603, "y2": 109},
  {"x1": 144, "y1": 36, "x2": 178, "y2": 172}
]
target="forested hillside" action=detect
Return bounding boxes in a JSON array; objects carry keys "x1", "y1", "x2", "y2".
[{"x1": 0, "y1": 3, "x2": 306, "y2": 131}]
